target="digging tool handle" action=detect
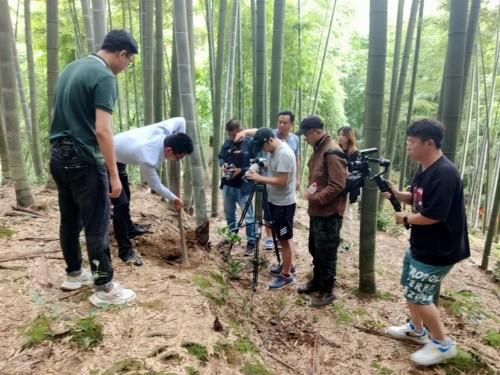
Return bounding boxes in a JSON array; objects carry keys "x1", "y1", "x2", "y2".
[{"x1": 177, "y1": 209, "x2": 190, "y2": 267}]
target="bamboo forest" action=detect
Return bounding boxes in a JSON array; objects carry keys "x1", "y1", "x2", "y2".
[{"x1": 0, "y1": 0, "x2": 499, "y2": 374}]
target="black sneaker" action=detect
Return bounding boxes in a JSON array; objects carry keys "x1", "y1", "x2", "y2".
[
  {"x1": 120, "y1": 251, "x2": 144, "y2": 266},
  {"x1": 310, "y1": 292, "x2": 336, "y2": 308},
  {"x1": 129, "y1": 225, "x2": 147, "y2": 239},
  {"x1": 244, "y1": 242, "x2": 256, "y2": 256},
  {"x1": 297, "y1": 280, "x2": 318, "y2": 295}
]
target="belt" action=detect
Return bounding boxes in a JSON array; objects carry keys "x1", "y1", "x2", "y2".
[{"x1": 52, "y1": 137, "x2": 74, "y2": 148}]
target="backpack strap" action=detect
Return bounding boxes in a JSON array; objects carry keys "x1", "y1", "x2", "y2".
[
  {"x1": 323, "y1": 149, "x2": 348, "y2": 160},
  {"x1": 323, "y1": 149, "x2": 348, "y2": 172},
  {"x1": 322, "y1": 148, "x2": 349, "y2": 194}
]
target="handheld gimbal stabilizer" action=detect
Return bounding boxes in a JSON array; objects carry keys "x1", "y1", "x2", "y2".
[{"x1": 352, "y1": 148, "x2": 410, "y2": 229}]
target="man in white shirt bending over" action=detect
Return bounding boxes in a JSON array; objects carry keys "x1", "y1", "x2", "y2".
[{"x1": 113, "y1": 117, "x2": 193, "y2": 265}]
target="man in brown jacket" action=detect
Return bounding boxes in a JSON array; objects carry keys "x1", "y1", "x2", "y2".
[{"x1": 296, "y1": 115, "x2": 347, "y2": 307}]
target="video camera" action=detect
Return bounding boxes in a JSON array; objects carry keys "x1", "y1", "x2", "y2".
[
  {"x1": 220, "y1": 141, "x2": 245, "y2": 188},
  {"x1": 222, "y1": 163, "x2": 237, "y2": 180},
  {"x1": 346, "y1": 148, "x2": 403, "y2": 215},
  {"x1": 248, "y1": 157, "x2": 266, "y2": 174}
]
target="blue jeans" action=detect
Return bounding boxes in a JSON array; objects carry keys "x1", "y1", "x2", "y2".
[
  {"x1": 223, "y1": 185, "x2": 256, "y2": 244},
  {"x1": 50, "y1": 140, "x2": 113, "y2": 286}
]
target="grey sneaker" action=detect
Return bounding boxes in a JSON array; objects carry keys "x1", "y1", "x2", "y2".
[
  {"x1": 244, "y1": 242, "x2": 256, "y2": 257},
  {"x1": 89, "y1": 281, "x2": 136, "y2": 307},
  {"x1": 61, "y1": 269, "x2": 93, "y2": 291},
  {"x1": 264, "y1": 238, "x2": 274, "y2": 250},
  {"x1": 120, "y1": 251, "x2": 144, "y2": 266},
  {"x1": 268, "y1": 274, "x2": 295, "y2": 290}
]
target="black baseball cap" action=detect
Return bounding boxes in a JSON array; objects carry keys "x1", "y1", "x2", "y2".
[
  {"x1": 252, "y1": 127, "x2": 274, "y2": 154},
  {"x1": 296, "y1": 115, "x2": 325, "y2": 135}
]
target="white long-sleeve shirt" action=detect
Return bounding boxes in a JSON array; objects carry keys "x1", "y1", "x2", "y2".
[{"x1": 114, "y1": 117, "x2": 186, "y2": 201}]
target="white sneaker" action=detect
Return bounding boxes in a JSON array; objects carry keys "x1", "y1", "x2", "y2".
[
  {"x1": 89, "y1": 282, "x2": 136, "y2": 307},
  {"x1": 386, "y1": 321, "x2": 430, "y2": 345},
  {"x1": 411, "y1": 338, "x2": 457, "y2": 366},
  {"x1": 61, "y1": 269, "x2": 93, "y2": 290}
]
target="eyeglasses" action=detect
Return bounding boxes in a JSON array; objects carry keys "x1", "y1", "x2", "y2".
[{"x1": 125, "y1": 54, "x2": 134, "y2": 68}]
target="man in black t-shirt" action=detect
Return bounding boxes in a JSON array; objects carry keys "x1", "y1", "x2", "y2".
[{"x1": 383, "y1": 119, "x2": 470, "y2": 366}]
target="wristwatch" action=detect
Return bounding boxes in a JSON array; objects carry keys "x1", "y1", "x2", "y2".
[{"x1": 403, "y1": 216, "x2": 411, "y2": 228}]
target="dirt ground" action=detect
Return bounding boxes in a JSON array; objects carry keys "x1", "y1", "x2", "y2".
[{"x1": 0, "y1": 184, "x2": 498, "y2": 375}]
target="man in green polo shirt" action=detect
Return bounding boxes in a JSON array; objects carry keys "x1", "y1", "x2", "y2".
[{"x1": 50, "y1": 29, "x2": 138, "y2": 307}]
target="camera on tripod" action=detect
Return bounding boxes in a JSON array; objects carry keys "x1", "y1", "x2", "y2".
[{"x1": 248, "y1": 157, "x2": 266, "y2": 174}]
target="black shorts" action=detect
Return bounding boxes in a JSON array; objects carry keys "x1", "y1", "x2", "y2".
[{"x1": 266, "y1": 202, "x2": 296, "y2": 240}]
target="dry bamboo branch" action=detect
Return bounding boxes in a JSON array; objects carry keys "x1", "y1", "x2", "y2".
[
  {"x1": 0, "y1": 249, "x2": 60, "y2": 263},
  {"x1": 11, "y1": 205, "x2": 46, "y2": 217},
  {"x1": 17, "y1": 237, "x2": 58, "y2": 241},
  {"x1": 310, "y1": 336, "x2": 320, "y2": 375},
  {"x1": 262, "y1": 349, "x2": 299, "y2": 373}
]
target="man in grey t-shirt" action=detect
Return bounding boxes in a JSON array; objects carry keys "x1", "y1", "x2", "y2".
[
  {"x1": 265, "y1": 137, "x2": 296, "y2": 206},
  {"x1": 266, "y1": 110, "x2": 301, "y2": 249},
  {"x1": 237, "y1": 127, "x2": 297, "y2": 290}
]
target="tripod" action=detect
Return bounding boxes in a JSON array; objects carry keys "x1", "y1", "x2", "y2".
[{"x1": 223, "y1": 182, "x2": 281, "y2": 291}]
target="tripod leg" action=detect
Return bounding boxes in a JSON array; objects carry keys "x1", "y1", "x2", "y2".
[
  {"x1": 262, "y1": 188, "x2": 281, "y2": 264},
  {"x1": 236, "y1": 188, "x2": 255, "y2": 233},
  {"x1": 252, "y1": 232, "x2": 260, "y2": 291},
  {"x1": 271, "y1": 231, "x2": 281, "y2": 264},
  {"x1": 223, "y1": 187, "x2": 256, "y2": 262},
  {"x1": 251, "y1": 184, "x2": 265, "y2": 291}
]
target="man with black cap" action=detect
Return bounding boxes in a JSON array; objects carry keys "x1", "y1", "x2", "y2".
[
  {"x1": 235, "y1": 127, "x2": 297, "y2": 289},
  {"x1": 297, "y1": 115, "x2": 347, "y2": 307}
]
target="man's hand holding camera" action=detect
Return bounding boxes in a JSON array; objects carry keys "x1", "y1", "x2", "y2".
[
  {"x1": 382, "y1": 183, "x2": 412, "y2": 205},
  {"x1": 244, "y1": 170, "x2": 262, "y2": 183},
  {"x1": 383, "y1": 182, "x2": 439, "y2": 227},
  {"x1": 221, "y1": 163, "x2": 242, "y2": 182},
  {"x1": 231, "y1": 168, "x2": 242, "y2": 178},
  {"x1": 222, "y1": 163, "x2": 241, "y2": 180},
  {"x1": 383, "y1": 183, "x2": 411, "y2": 226},
  {"x1": 244, "y1": 156, "x2": 267, "y2": 182}
]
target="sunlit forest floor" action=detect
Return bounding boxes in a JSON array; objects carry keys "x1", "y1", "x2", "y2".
[{"x1": 0, "y1": 184, "x2": 498, "y2": 375}]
